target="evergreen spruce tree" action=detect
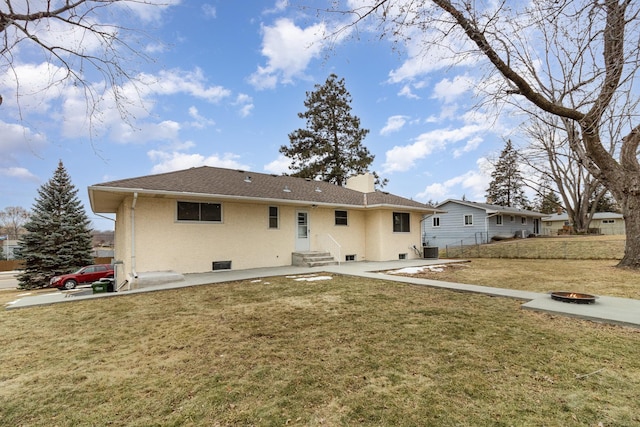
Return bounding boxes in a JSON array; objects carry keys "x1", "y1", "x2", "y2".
[
  {"x1": 533, "y1": 176, "x2": 562, "y2": 214},
  {"x1": 537, "y1": 189, "x2": 562, "y2": 214},
  {"x1": 486, "y1": 140, "x2": 529, "y2": 208},
  {"x1": 18, "y1": 161, "x2": 93, "y2": 289},
  {"x1": 280, "y1": 73, "x2": 385, "y2": 186}
]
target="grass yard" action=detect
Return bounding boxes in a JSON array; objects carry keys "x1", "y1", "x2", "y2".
[
  {"x1": 1, "y1": 273, "x2": 639, "y2": 426},
  {"x1": 389, "y1": 258, "x2": 640, "y2": 299}
]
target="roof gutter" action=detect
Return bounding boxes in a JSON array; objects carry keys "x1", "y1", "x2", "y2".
[{"x1": 88, "y1": 186, "x2": 441, "y2": 212}]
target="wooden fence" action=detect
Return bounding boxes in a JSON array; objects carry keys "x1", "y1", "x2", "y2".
[{"x1": 0, "y1": 257, "x2": 113, "y2": 273}]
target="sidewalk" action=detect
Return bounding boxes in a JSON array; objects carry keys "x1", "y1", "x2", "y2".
[{"x1": 5, "y1": 260, "x2": 640, "y2": 328}]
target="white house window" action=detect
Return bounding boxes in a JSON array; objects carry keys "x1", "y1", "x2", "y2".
[
  {"x1": 335, "y1": 210, "x2": 348, "y2": 226},
  {"x1": 177, "y1": 201, "x2": 222, "y2": 222},
  {"x1": 602, "y1": 219, "x2": 615, "y2": 224},
  {"x1": 393, "y1": 212, "x2": 410, "y2": 232},
  {"x1": 269, "y1": 206, "x2": 279, "y2": 229},
  {"x1": 510, "y1": 216, "x2": 515, "y2": 222},
  {"x1": 432, "y1": 217, "x2": 440, "y2": 227},
  {"x1": 496, "y1": 215, "x2": 503, "y2": 225},
  {"x1": 521, "y1": 217, "x2": 527, "y2": 225},
  {"x1": 464, "y1": 214, "x2": 473, "y2": 226}
]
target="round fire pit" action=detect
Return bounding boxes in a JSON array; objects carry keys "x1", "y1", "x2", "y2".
[{"x1": 550, "y1": 291, "x2": 597, "y2": 304}]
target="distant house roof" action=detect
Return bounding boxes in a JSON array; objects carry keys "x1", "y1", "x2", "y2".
[
  {"x1": 542, "y1": 212, "x2": 624, "y2": 222},
  {"x1": 436, "y1": 199, "x2": 546, "y2": 218},
  {"x1": 89, "y1": 166, "x2": 441, "y2": 213}
]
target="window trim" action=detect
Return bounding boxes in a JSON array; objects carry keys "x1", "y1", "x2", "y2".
[
  {"x1": 393, "y1": 212, "x2": 411, "y2": 233},
  {"x1": 496, "y1": 214, "x2": 503, "y2": 226},
  {"x1": 521, "y1": 217, "x2": 527, "y2": 225},
  {"x1": 464, "y1": 214, "x2": 473, "y2": 226},
  {"x1": 177, "y1": 201, "x2": 222, "y2": 223},
  {"x1": 335, "y1": 210, "x2": 348, "y2": 226},
  {"x1": 432, "y1": 216, "x2": 440, "y2": 228}
]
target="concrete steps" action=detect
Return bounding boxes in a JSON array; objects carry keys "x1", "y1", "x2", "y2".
[{"x1": 291, "y1": 251, "x2": 338, "y2": 268}]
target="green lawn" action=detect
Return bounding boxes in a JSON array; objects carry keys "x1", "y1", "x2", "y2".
[{"x1": 1, "y1": 273, "x2": 639, "y2": 426}]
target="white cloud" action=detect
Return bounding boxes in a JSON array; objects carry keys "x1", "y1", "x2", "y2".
[
  {"x1": 0, "y1": 62, "x2": 66, "y2": 115},
  {"x1": 234, "y1": 94, "x2": 254, "y2": 117},
  {"x1": 139, "y1": 68, "x2": 231, "y2": 102},
  {"x1": 432, "y1": 74, "x2": 475, "y2": 103},
  {"x1": 0, "y1": 121, "x2": 47, "y2": 166},
  {"x1": 0, "y1": 167, "x2": 39, "y2": 182},
  {"x1": 453, "y1": 136, "x2": 483, "y2": 158},
  {"x1": 416, "y1": 158, "x2": 491, "y2": 202},
  {"x1": 59, "y1": 68, "x2": 231, "y2": 140},
  {"x1": 398, "y1": 85, "x2": 420, "y2": 99},
  {"x1": 263, "y1": 155, "x2": 291, "y2": 175},
  {"x1": 187, "y1": 107, "x2": 216, "y2": 129},
  {"x1": 202, "y1": 4, "x2": 217, "y2": 19},
  {"x1": 382, "y1": 124, "x2": 487, "y2": 173},
  {"x1": 148, "y1": 151, "x2": 250, "y2": 174},
  {"x1": 118, "y1": 0, "x2": 182, "y2": 23},
  {"x1": 380, "y1": 115, "x2": 409, "y2": 136},
  {"x1": 249, "y1": 18, "x2": 327, "y2": 89}
]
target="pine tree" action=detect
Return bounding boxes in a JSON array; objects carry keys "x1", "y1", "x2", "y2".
[
  {"x1": 537, "y1": 189, "x2": 562, "y2": 214},
  {"x1": 18, "y1": 161, "x2": 94, "y2": 289},
  {"x1": 280, "y1": 73, "x2": 384, "y2": 186},
  {"x1": 486, "y1": 140, "x2": 529, "y2": 208},
  {"x1": 533, "y1": 175, "x2": 562, "y2": 214}
]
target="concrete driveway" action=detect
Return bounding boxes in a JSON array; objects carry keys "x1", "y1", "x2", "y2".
[{"x1": 0, "y1": 271, "x2": 19, "y2": 290}]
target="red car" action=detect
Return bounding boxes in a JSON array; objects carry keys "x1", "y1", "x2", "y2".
[{"x1": 50, "y1": 264, "x2": 114, "y2": 290}]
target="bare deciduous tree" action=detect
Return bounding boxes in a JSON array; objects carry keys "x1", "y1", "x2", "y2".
[
  {"x1": 520, "y1": 113, "x2": 607, "y2": 233},
  {"x1": 0, "y1": 206, "x2": 30, "y2": 239},
  {"x1": 328, "y1": 0, "x2": 640, "y2": 268},
  {"x1": 0, "y1": 0, "x2": 160, "y2": 124}
]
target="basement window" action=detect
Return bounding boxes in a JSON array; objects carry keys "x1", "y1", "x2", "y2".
[
  {"x1": 398, "y1": 253, "x2": 407, "y2": 260},
  {"x1": 212, "y1": 261, "x2": 232, "y2": 271},
  {"x1": 345, "y1": 254, "x2": 356, "y2": 262}
]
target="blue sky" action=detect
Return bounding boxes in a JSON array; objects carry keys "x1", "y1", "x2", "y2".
[{"x1": 1, "y1": 1, "x2": 515, "y2": 231}]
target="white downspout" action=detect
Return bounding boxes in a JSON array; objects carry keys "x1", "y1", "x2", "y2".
[{"x1": 130, "y1": 192, "x2": 138, "y2": 290}]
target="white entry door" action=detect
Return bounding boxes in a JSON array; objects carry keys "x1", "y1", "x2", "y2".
[{"x1": 295, "y1": 210, "x2": 310, "y2": 251}]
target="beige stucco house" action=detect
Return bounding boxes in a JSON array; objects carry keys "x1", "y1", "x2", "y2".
[{"x1": 88, "y1": 166, "x2": 440, "y2": 285}]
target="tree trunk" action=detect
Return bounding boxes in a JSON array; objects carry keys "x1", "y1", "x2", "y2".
[{"x1": 619, "y1": 195, "x2": 640, "y2": 268}]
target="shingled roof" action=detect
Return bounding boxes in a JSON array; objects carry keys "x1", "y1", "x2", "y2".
[
  {"x1": 436, "y1": 199, "x2": 545, "y2": 217},
  {"x1": 89, "y1": 166, "x2": 438, "y2": 213}
]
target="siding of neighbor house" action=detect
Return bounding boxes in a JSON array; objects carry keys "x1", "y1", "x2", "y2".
[
  {"x1": 424, "y1": 201, "x2": 540, "y2": 249},
  {"x1": 542, "y1": 213, "x2": 625, "y2": 235}
]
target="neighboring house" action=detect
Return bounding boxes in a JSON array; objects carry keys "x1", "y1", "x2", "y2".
[
  {"x1": 541, "y1": 212, "x2": 625, "y2": 235},
  {"x1": 424, "y1": 199, "x2": 546, "y2": 249},
  {"x1": 88, "y1": 167, "x2": 440, "y2": 283},
  {"x1": 0, "y1": 239, "x2": 21, "y2": 260}
]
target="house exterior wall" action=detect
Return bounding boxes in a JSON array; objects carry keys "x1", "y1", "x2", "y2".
[
  {"x1": 111, "y1": 195, "x2": 426, "y2": 276},
  {"x1": 365, "y1": 210, "x2": 424, "y2": 261},
  {"x1": 542, "y1": 217, "x2": 626, "y2": 235},
  {"x1": 309, "y1": 208, "x2": 367, "y2": 263},
  {"x1": 425, "y1": 202, "x2": 539, "y2": 249}
]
